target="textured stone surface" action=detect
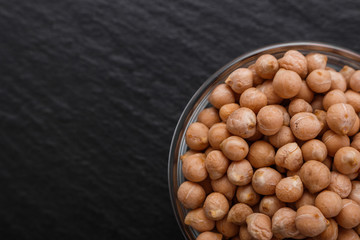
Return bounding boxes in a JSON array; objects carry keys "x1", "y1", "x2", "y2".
[{"x1": 0, "y1": 0, "x2": 360, "y2": 239}]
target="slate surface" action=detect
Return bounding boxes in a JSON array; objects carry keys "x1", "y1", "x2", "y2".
[{"x1": 0, "y1": 0, "x2": 360, "y2": 239}]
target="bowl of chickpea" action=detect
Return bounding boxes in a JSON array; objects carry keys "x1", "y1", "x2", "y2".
[{"x1": 168, "y1": 42, "x2": 360, "y2": 240}]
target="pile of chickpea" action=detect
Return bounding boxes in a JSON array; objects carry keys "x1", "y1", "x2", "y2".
[{"x1": 177, "y1": 50, "x2": 360, "y2": 240}]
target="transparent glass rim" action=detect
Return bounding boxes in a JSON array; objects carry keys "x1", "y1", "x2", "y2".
[{"x1": 168, "y1": 41, "x2": 360, "y2": 240}]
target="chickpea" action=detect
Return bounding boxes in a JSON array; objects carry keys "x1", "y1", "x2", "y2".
[
  {"x1": 338, "y1": 228, "x2": 360, "y2": 240},
  {"x1": 314, "y1": 190, "x2": 342, "y2": 218},
  {"x1": 219, "y1": 103, "x2": 240, "y2": 122},
  {"x1": 269, "y1": 126, "x2": 295, "y2": 148},
  {"x1": 322, "y1": 130, "x2": 350, "y2": 156},
  {"x1": 278, "y1": 50, "x2": 308, "y2": 78},
  {"x1": 248, "y1": 140, "x2": 275, "y2": 168},
  {"x1": 257, "y1": 105, "x2": 284, "y2": 136},
  {"x1": 246, "y1": 213, "x2": 273, "y2": 240},
  {"x1": 185, "y1": 122, "x2": 209, "y2": 150},
  {"x1": 290, "y1": 112, "x2": 322, "y2": 141},
  {"x1": 204, "y1": 147, "x2": 214, "y2": 156},
  {"x1": 276, "y1": 175, "x2": 304, "y2": 203},
  {"x1": 350, "y1": 70, "x2": 360, "y2": 92},
  {"x1": 288, "y1": 98, "x2": 312, "y2": 117},
  {"x1": 301, "y1": 139, "x2": 327, "y2": 162},
  {"x1": 311, "y1": 94, "x2": 324, "y2": 111},
  {"x1": 236, "y1": 184, "x2": 260, "y2": 206},
  {"x1": 196, "y1": 232, "x2": 222, "y2": 240},
  {"x1": 295, "y1": 205, "x2": 328, "y2": 237},
  {"x1": 225, "y1": 68, "x2": 253, "y2": 94},
  {"x1": 348, "y1": 115, "x2": 359, "y2": 136},
  {"x1": 352, "y1": 133, "x2": 360, "y2": 152},
  {"x1": 209, "y1": 84, "x2": 236, "y2": 109},
  {"x1": 312, "y1": 218, "x2": 338, "y2": 240},
  {"x1": 336, "y1": 199, "x2": 360, "y2": 229},
  {"x1": 227, "y1": 160, "x2": 253, "y2": 186},
  {"x1": 246, "y1": 127, "x2": 263, "y2": 142},
  {"x1": 345, "y1": 90, "x2": 360, "y2": 112},
  {"x1": 252, "y1": 167, "x2": 282, "y2": 195},
  {"x1": 204, "y1": 192, "x2": 230, "y2": 220},
  {"x1": 272, "y1": 68, "x2": 302, "y2": 99},
  {"x1": 248, "y1": 63, "x2": 264, "y2": 86},
  {"x1": 184, "y1": 208, "x2": 215, "y2": 232},
  {"x1": 326, "y1": 103, "x2": 357, "y2": 135},
  {"x1": 198, "y1": 107, "x2": 221, "y2": 128},
  {"x1": 306, "y1": 52, "x2": 327, "y2": 73},
  {"x1": 299, "y1": 160, "x2": 331, "y2": 193},
  {"x1": 239, "y1": 224, "x2": 252, "y2": 240},
  {"x1": 227, "y1": 203, "x2": 253, "y2": 225},
  {"x1": 322, "y1": 89, "x2": 347, "y2": 111},
  {"x1": 220, "y1": 136, "x2": 249, "y2": 161},
  {"x1": 216, "y1": 215, "x2": 239, "y2": 238},
  {"x1": 349, "y1": 181, "x2": 360, "y2": 204},
  {"x1": 259, "y1": 195, "x2": 285, "y2": 217},
  {"x1": 226, "y1": 108, "x2": 257, "y2": 138},
  {"x1": 177, "y1": 181, "x2": 206, "y2": 209},
  {"x1": 322, "y1": 156, "x2": 332, "y2": 169},
  {"x1": 256, "y1": 80, "x2": 283, "y2": 105},
  {"x1": 211, "y1": 175, "x2": 237, "y2": 200},
  {"x1": 208, "y1": 123, "x2": 231, "y2": 150},
  {"x1": 239, "y1": 87, "x2": 267, "y2": 114},
  {"x1": 275, "y1": 142, "x2": 303, "y2": 171},
  {"x1": 329, "y1": 71, "x2": 347, "y2": 92},
  {"x1": 182, "y1": 153, "x2": 208, "y2": 182},
  {"x1": 205, "y1": 150, "x2": 230, "y2": 180},
  {"x1": 199, "y1": 177, "x2": 213, "y2": 195},
  {"x1": 295, "y1": 190, "x2": 316, "y2": 209},
  {"x1": 307, "y1": 69, "x2": 332, "y2": 93},
  {"x1": 180, "y1": 149, "x2": 200, "y2": 161},
  {"x1": 272, "y1": 207, "x2": 301, "y2": 239},
  {"x1": 255, "y1": 54, "x2": 279, "y2": 79},
  {"x1": 340, "y1": 65, "x2": 355, "y2": 87},
  {"x1": 274, "y1": 105, "x2": 290, "y2": 126},
  {"x1": 334, "y1": 147, "x2": 360, "y2": 175},
  {"x1": 295, "y1": 80, "x2": 315, "y2": 103},
  {"x1": 327, "y1": 171, "x2": 352, "y2": 198}
]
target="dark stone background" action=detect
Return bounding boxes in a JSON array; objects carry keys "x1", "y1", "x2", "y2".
[{"x1": 0, "y1": 0, "x2": 359, "y2": 239}]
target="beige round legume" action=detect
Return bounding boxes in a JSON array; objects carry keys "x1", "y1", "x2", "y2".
[
  {"x1": 299, "y1": 160, "x2": 331, "y2": 193},
  {"x1": 246, "y1": 213, "x2": 273, "y2": 240},
  {"x1": 209, "y1": 84, "x2": 236, "y2": 109},
  {"x1": 220, "y1": 136, "x2": 249, "y2": 161},
  {"x1": 211, "y1": 175, "x2": 236, "y2": 200},
  {"x1": 239, "y1": 87, "x2": 267, "y2": 114},
  {"x1": 257, "y1": 105, "x2": 284, "y2": 136},
  {"x1": 255, "y1": 54, "x2": 279, "y2": 79},
  {"x1": 184, "y1": 208, "x2": 215, "y2": 232},
  {"x1": 226, "y1": 107, "x2": 257, "y2": 138},
  {"x1": 306, "y1": 69, "x2": 332, "y2": 93},
  {"x1": 208, "y1": 123, "x2": 231, "y2": 150},
  {"x1": 219, "y1": 103, "x2": 240, "y2": 122},
  {"x1": 252, "y1": 167, "x2": 282, "y2": 195},
  {"x1": 306, "y1": 52, "x2": 327, "y2": 73},
  {"x1": 272, "y1": 68, "x2": 302, "y2": 99},
  {"x1": 295, "y1": 205, "x2": 328, "y2": 237},
  {"x1": 327, "y1": 171, "x2": 352, "y2": 198},
  {"x1": 278, "y1": 50, "x2": 308, "y2": 78},
  {"x1": 227, "y1": 160, "x2": 253, "y2": 186}
]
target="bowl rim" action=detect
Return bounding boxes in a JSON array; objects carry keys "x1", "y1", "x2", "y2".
[{"x1": 167, "y1": 41, "x2": 360, "y2": 240}]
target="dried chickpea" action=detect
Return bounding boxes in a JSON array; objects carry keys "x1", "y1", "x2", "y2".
[
  {"x1": 275, "y1": 142, "x2": 303, "y2": 171},
  {"x1": 338, "y1": 227, "x2": 360, "y2": 240},
  {"x1": 252, "y1": 167, "x2": 282, "y2": 195},
  {"x1": 352, "y1": 133, "x2": 360, "y2": 152},
  {"x1": 227, "y1": 160, "x2": 253, "y2": 186},
  {"x1": 295, "y1": 80, "x2": 314, "y2": 103},
  {"x1": 216, "y1": 216, "x2": 239, "y2": 238},
  {"x1": 334, "y1": 147, "x2": 360, "y2": 175},
  {"x1": 257, "y1": 105, "x2": 284, "y2": 136},
  {"x1": 225, "y1": 68, "x2": 253, "y2": 94},
  {"x1": 295, "y1": 190, "x2": 316, "y2": 209},
  {"x1": 180, "y1": 149, "x2": 200, "y2": 161},
  {"x1": 276, "y1": 175, "x2": 304, "y2": 202},
  {"x1": 272, "y1": 207, "x2": 301, "y2": 239},
  {"x1": 314, "y1": 190, "x2": 342, "y2": 218},
  {"x1": 306, "y1": 52, "x2": 327, "y2": 73},
  {"x1": 208, "y1": 123, "x2": 231, "y2": 150},
  {"x1": 290, "y1": 112, "x2": 322, "y2": 141},
  {"x1": 299, "y1": 160, "x2": 331, "y2": 193},
  {"x1": 198, "y1": 107, "x2": 221, "y2": 128},
  {"x1": 196, "y1": 232, "x2": 222, "y2": 240},
  {"x1": 340, "y1": 65, "x2": 356, "y2": 86},
  {"x1": 272, "y1": 68, "x2": 302, "y2": 99},
  {"x1": 312, "y1": 218, "x2": 338, "y2": 240},
  {"x1": 336, "y1": 199, "x2": 360, "y2": 229},
  {"x1": 311, "y1": 94, "x2": 324, "y2": 111},
  {"x1": 211, "y1": 175, "x2": 236, "y2": 200},
  {"x1": 288, "y1": 98, "x2": 312, "y2": 117},
  {"x1": 182, "y1": 153, "x2": 208, "y2": 182},
  {"x1": 326, "y1": 103, "x2": 357, "y2": 135},
  {"x1": 345, "y1": 90, "x2": 360, "y2": 112},
  {"x1": 204, "y1": 192, "x2": 230, "y2": 220},
  {"x1": 205, "y1": 150, "x2": 229, "y2": 180},
  {"x1": 295, "y1": 205, "x2": 328, "y2": 237},
  {"x1": 278, "y1": 50, "x2": 308, "y2": 78},
  {"x1": 269, "y1": 126, "x2": 295, "y2": 148},
  {"x1": 329, "y1": 71, "x2": 347, "y2": 92},
  {"x1": 220, "y1": 136, "x2": 249, "y2": 161},
  {"x1": 239, "y1": 224, "x2": 252, "y2": 240},
  {"x1": 322, "y1": 89, "x2": 347, "y2": 111},
  {"x1": 259, "y1": 195, "x2": 285, "y2": 217},
  {"x1": 184, "y1": 208, "x2": 215, "y2": 232},
  {"x1": 322, "y1": 130, "x2": 350, "y2": 156},
  {"x1": 239, "y1": 87, "x2": 267, "y2": 114},
  {"x1": 177, "y1": 181, "x2": 206, "y2": 209},
  {"x1": 301, "y1": 139, "x2": 327, "y2": 162},
  {"x1": 236, "y1": 184, "x2": 260, "y2": 206},
  {"x1": 248, "y1": 140, "x2": 275, "y2": 168},
  {"x1": 209, "y1": 84, "x2": 236, "y2": 109},
  {"x1": 255, "y1": 54, "x2": 279, "y2": 79},
  {"x1": 226, "y1": 108, "x2": 257, "y2": 138},
  {"x1": 204, "y1": 147, "x2": 214, "y2": 156},
  {"x1": 248, "y1": 63, "x2": 264, "y2": 86},
  {"x1": 219, "y1": 103, "x2": 240, "y2": 122},
  {"x1": 256, "y1": 80, "x2": 283, "y2": 105},
  {"x1": 306, "y1": 69, "x2": 332, "y2": 93},
  {"x1": 246, "y1": 213, "x2": 273, "y2": 240},
  {"x1": 273, "y1": 105, "x2": 290, "y2": 126},
  {"x1": 327, "y1": 171, "x2": 352, "y2": 198},
  {"x1": 349, "y1": 181, "x2": 360, "y2": 204},
  {"x1": 185, "y1": 122, "x2": 209, "y2": 150},
  {"x1": 348, "y1": 115, "x2": 359, "y2": 136},
  {"x1": 227, "y1": 203, "x2": 253, "y2": 225},
  {"x1": 350, "y1": 70, "x2": 360, "y2": 92}
]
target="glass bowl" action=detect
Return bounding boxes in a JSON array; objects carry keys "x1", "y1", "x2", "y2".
[{"x1": 168, "y1": 42, "x2": 360, "y2": 240}]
